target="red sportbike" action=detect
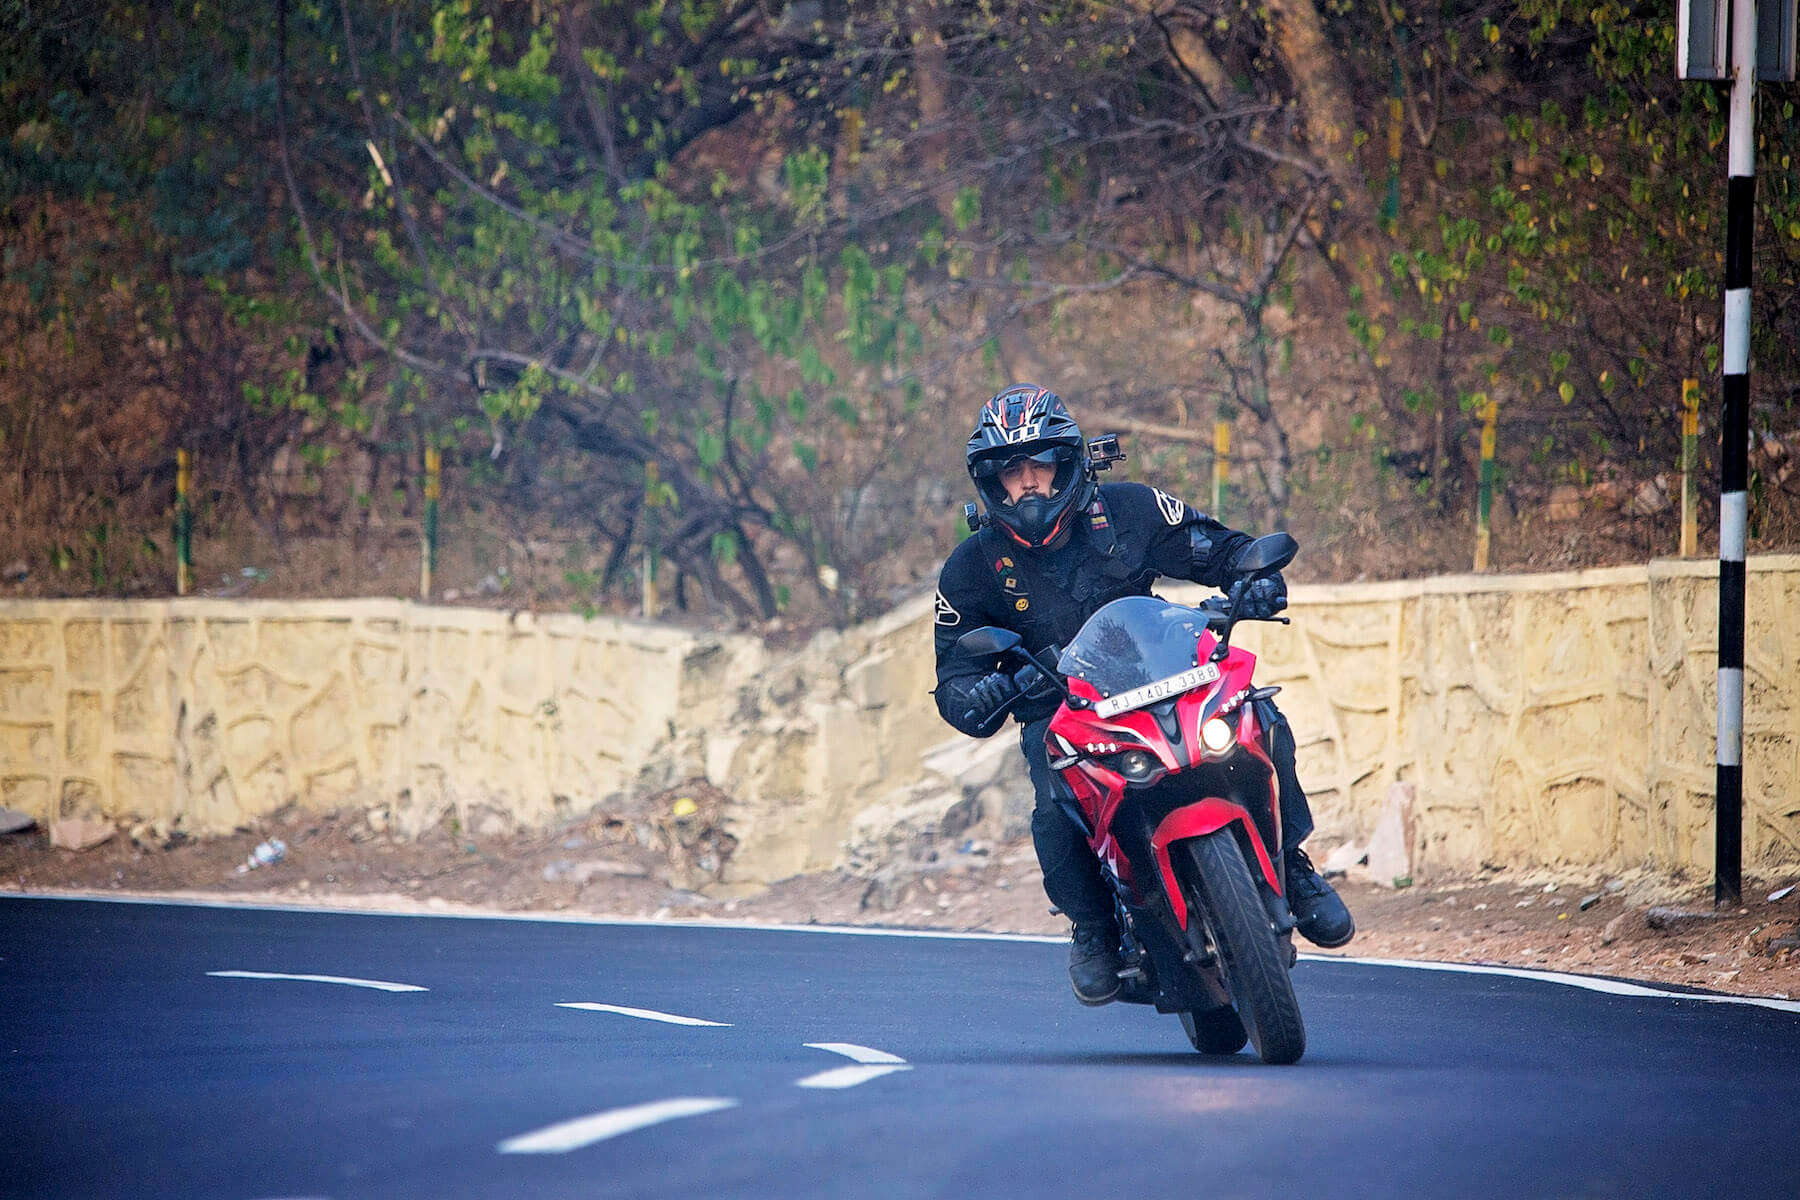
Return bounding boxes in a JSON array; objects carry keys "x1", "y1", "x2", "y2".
[{"x1": 957, "y1": 533, "x2": 1308, "y2": 1064}]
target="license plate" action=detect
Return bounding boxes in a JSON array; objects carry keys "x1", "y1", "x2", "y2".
[{"x1": 1092, "y1": 663, "x2": 1220, "y2": 718}]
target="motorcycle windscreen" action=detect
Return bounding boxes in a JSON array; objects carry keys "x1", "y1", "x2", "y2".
[{"x1": 1057, "y1": 595, "x2": 1211, "y2": 706}]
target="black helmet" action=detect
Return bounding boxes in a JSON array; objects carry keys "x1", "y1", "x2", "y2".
[{"x1": 965, "y1": 384, "x2": 1095, "y2": 550}]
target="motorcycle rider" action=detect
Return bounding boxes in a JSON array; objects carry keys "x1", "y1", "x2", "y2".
[{"x1": 933, "y1": 384, "x2": 1354, "y2": 1005}]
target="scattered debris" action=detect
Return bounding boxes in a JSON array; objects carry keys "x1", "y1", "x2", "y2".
[
  {"x1": 0, "y1": 808, "x2": 36, "y2": 836},
  {"x1": 3, "y1": 559, "x2": 28, "y2": 584},
  {"x1": 49, "y1": 817, "x2": 115, "y2": 852},
  {"x1": 1769, "y1": 884, "x2": 1796, "y2": 903},
  {"x1": 236, "y1": 838, "x2": 287, "y2": 872},
  {"x1": 542, "y1": 858, "x2": 653, "y2": 885},
  {"x1": 1579, "y1": 892, "x2": 1603, "y2": 910},
  {"x1": 1320, "y1": 841, "x2": 1366, "y2": 878},
  {"x1": 570, "y1": 859, "x2": 652, "y2": 885},
  {"x1": 1365, "y1": 783, "x2": 1415, "y2": 887},
  {"x1": 1646, "y1": 905, "x2": 1733, "y2": 931}
]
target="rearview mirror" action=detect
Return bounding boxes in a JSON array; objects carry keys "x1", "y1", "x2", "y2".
[
  {"x1": 1235, "y1": 532, "x2": 1298, "y2": 577},
  {"x1": 954, "y1": 626, "x2": 1023, "y2": 658}
]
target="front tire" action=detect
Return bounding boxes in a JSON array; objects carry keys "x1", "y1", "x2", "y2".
[
  {"x1": 1183, "y1": 829, "x2": 1306, "y2": 1065},
  {"x1": 1179, "y1": 1005, "x2": 1248, "y2": 1055}
]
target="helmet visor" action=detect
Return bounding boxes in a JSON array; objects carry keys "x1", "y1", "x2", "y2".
[{"x1": 972, "y1": 444, "x2": 1082, "y2": 506}]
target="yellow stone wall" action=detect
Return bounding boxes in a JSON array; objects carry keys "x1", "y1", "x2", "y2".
[
  {"x1": 1224, "y1": 556, "x2": 1800, "y2": 878},
  {"x1": 3, "y1": 557, "x2": 1797, "y2": 883},
  {"x1": 0, "y1": 599, "x2": 763, "y2": 838}
]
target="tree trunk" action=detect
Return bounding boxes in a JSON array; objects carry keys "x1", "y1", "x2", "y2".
[
  {"x1": 1263, "y1": 0, "x2": 1376, "y2": 240},
  {"x1": 908, "y1": 0, "x2": 955, "y2": 222},
  {"x1": 1243, "y1": 308, "x2": 1291, "y2": 530}
]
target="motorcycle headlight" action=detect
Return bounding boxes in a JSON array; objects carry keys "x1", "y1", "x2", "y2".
[
  {"x1": 1200, "y1": 716, "x2": 1236, "y2": 755},
  {"x1": 1108, "y1": 748, "x2": 1163, "y2": 783}
]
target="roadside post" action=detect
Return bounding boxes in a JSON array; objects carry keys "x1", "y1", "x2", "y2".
[
  {"x1": 1677, "y1": 0, "x2": 1797, "y2": 906},
  {"x1": 643, "y1": 460, "x2": 662, "y2": 619},
  {"x1": 1382, "y1": 51, "x2": 1403, "y2": 235},
  {"x1": 1212, "y1": 421, "x2": 1229, "y2": 520},
  {"x1": 175, "y1": 448, "x2": 193, "y2": 596},
  {"x1": 421, "y1": 447, "x2": 440, "y2": 601},
  {"x1": 1681, "y1": 379, "x2": 1701, "y2": 557},
  {"x1": 1474, "y1": 395, "x2": 1496, "y2": 572}
]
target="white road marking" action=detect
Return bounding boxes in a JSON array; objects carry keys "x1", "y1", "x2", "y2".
[
  {"x1": 206, "y1": 970, "x2": 425, "y2": 992},
  {"x1": 795, "y1": 1064, "x2": 912, "y2": 1089},
  {"x1": 556, "y1": 1002, "x2": 730, "y2": 1026},
  {"x1": 804, "y1": 1042, "x2": 907, "y2": 1064},
  {"x1": 795, "y1": 1042, "x2": 911, "y2": 1088},
  {"x1": 34, "y1": 895, "x2": 1800, "y2": 1014},
  {"x1": 497, "y1": 1097, "x2": 737, "y2": 1154},
  {"x1": 1303, "y1": 955, "x2": 1800, "y2": 1014}
]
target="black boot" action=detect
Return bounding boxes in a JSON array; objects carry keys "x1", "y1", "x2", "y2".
[
  {"x1": 1068, "y1": 922, "x2": 1123, "y2": 1006},
  {"x1": 1285, "y1": 847, "x2": 1355, "y2": 948}
]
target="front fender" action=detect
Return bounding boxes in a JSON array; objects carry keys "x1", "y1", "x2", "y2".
[{"x1": 1150, "y1": 800, "x2": 1282, "y2": 929}]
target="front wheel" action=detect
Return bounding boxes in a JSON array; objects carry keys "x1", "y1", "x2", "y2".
[
  {"x1": 1183, "y1": 829, "x2": 1306, "y2": 1065},
  {"x1": 1178, "y1": 1005, "x2": 1248, "y2": 1055}
]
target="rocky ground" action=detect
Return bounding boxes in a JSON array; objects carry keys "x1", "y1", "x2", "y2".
[{"x1": 6, "y1": 794, "x2": 1799, "y2": 1000}]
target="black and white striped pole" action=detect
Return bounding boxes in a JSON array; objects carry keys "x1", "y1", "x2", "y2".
[
  {"x1": 1714, "y1": 0, "x2": 1755, "y2": 909},
  {"x1": 1679, "y1": 0, "x2": 1796, "y2": 907}
]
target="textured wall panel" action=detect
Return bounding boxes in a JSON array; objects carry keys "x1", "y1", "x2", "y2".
[{"x1": 1, "y1": 559, "x2": 1798, "y2": 883}]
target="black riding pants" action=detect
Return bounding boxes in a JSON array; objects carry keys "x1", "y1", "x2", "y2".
[{"x1": 1019, "y1": 701, "x2": 1316, "y2": 930}]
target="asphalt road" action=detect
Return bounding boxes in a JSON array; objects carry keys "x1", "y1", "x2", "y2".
[{"x1": 4, "y1": 896, "x2": 1798, "y2": 1200}]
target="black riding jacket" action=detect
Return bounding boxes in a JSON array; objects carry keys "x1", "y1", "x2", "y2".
[{"x1": 933, "y1": 481, "x2": 1254, "y2": 737}]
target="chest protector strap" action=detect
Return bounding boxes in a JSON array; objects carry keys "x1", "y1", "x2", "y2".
[{"x1": 1085, "y1": 494, "x2": 1136, "y2": 580}]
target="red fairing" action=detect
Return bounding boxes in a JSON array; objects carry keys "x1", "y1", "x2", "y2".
[
  {"x1": 1044, "y1": 624, "x2": 1284, "y2": 925},
  {"x1": 1146, "y1": 772, "x2": 1282, "y2": 929}
]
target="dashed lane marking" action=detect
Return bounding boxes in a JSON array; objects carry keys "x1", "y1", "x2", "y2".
[
  {"x1": 206, "y1": 970, "x2": 426, "y2": 992},
  {"x1": 795, "y1": 1064, "x2": 912, "y2": 1089},
  {"x1": 799, "y1": 1072, "x2": 914, "y2": 1101},
  {"x1": 497, "y1": 1097, "x2": 738, "y2": 1154},
  {"x1": 795, "y1": 1042, "x2": 912, "y2": 1089},
  {"x1": 556, "y1": 1002, "x2": 731, "y2": 1026},
  {"x1": 804, "y1": 1042, "x2": 906, "y2": 1064}
]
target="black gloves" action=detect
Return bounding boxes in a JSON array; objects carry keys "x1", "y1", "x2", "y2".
[
  {"x1": 1013, "y1": 662, "x2": 1060, "y2": 701},
  {"x1": 1240, "y1": 574, "x2": 1288, "y2": 620},
  {"x1": 960, "y1": 671, "x2": 1021, "y2": 728}
]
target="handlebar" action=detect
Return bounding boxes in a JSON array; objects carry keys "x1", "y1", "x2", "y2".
[{"x1": 1191, "y1": 596, "x2": 1287, "y2": 631}]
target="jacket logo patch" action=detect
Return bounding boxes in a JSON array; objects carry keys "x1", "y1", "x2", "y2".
[
  {"x1": 1153, "y1": 488, "x2": 1186, "y2": 526},
  {"x1": 1014, "y1": 597, "x2": 1030, "y2": 611},
  {"x1": 934, "y1": 590, "x2": 962, "y2": 626}
]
